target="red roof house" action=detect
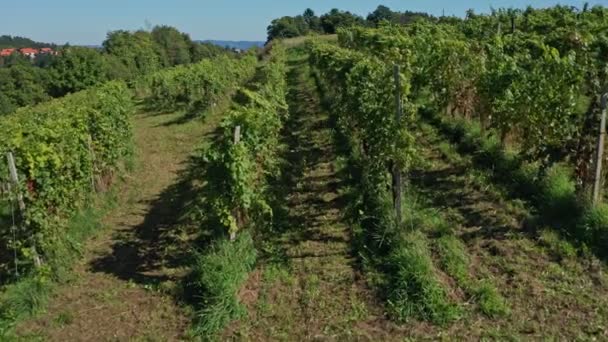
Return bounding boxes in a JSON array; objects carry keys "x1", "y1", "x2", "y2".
[
  {"x1": 0, "y1": 48, "x2": 16, "y2": 57},
  {"x1": 19, "y1": 48, "x2": 39, "y2": 57}
]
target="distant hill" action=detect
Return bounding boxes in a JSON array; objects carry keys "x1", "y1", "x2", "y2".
[
  {"x1": 0, "y1": 35, "x2": 56, "y2": 49},
  {"x1": 200, "y1": 40, "x2": 265, "y2": 50}
]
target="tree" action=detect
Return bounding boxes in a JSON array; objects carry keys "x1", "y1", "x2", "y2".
[
  {"x1": 320, "y1": 9, "x2": 365, "y2": 34},
  {"x1": 303, "y1": 8, "x2": 322, "y2": 32},
  {"x1": 103, "y1": 30, "x2": 162, "y2": 79},
  {"x1": 151, "y1": 25, "x2": 192, "y2": 66},
  {"x1": 267, "y1": 16, "x2": 309, "y2": 41},
  {"x1": 190, "y1": 42, "x2": 233, "y2": 62},
  {"x1": 0, "y1": 64, "x2": 49, "y2": 114},
  {"x1": 367, "y1": 5, "x2": 394, "y2": 26},
  {"x1": 48, "y1": 46, "x2": 108, "y2": 96}
]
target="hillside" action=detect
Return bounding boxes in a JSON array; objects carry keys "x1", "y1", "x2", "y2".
[
  {"x1": 0, "y1": 35, "x2": 55, "y2": 49},
  {"x1": 1, "y1": 3, "x2": 608, "y2": 341}
]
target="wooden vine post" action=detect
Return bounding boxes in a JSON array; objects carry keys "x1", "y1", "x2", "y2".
[
  {"x1": 87, "y1": 135, "x2": 95, "y2": 191},
  {"x1": 593, "y1": 93, "x2": 608, "y2": 205},
  {"x1": 231, "y1": 125, "x2": 242, "y2": 241},
  {"x1": 6, "y1": 152, "x2": 42, "y2": 268},
  {"x1": 6, "y1": 152, "x2": 25, "y2": 211},
  {"x1": 393, "y1": 65, "x2": 403, "y2": 227}
]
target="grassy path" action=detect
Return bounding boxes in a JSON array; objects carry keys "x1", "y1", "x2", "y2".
[
  {"x1": 14, "y1": 107, "x2": 223, "y2": 341},
  {"x1": 225, "y1": 57, "x2": 401, "y2": 340},
  {"x1": 403, "y1": 121, "x2": 608, "y2": 339}
]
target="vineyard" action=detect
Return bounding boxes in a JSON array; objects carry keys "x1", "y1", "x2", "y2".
[{"x1": 1, "y1": 4, "x2": 608, "y2": 341}]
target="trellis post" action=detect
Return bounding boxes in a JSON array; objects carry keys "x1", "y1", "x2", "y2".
[
  {"x1": 393, "y1": 65, "x2": 403, "y2": 227},
  {"x1": 593, "y1": 94, "x2": 608, "y2": 205},
  {"x1": 231, "y1": 125, "x2": 242, "y2": 241},
  {"x1": 6, "y1": 152, "x2": 41, "y2": 267}
]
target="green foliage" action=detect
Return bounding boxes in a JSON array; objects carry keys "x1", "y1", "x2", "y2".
[
  {"x1": 0, "y1": 81, "x2": 133, "y2": 276},
  {"x1": 320, "y1": 9, "x2": 365, "y2": 35},
  {"x1": 151, "y1": 25, "x2": 193, "y2": 66},
  {"x1": 267, "y1": 7, "x2": 363, "y2": 42},
  {"x1": 0, "y1": 65, "x2": 49, "y2": 115},
  {"x1": 185, "y1": 45, "x2": 286, "y2": 338},
  {"x1": 366, "y1": 5, "x2": 432, "y2": 27},
  {"x1": 0, "y1": 35, "x2": 55, "y2": 49},
  {"x1": 48, "y1": 47, "x2": 109, "y2": 96},
  {"x1": 190, "y1": 42, "x2": 235, "y2": 63},
  {"x1": 309, "y1": 40, "x2": 416, "y2": 236},
  {"x1": 196, "y1": 45, "x2": 287, "y2": 237},
  {"x1": 189, "y1": 232, "x2": 257, "y2": 336},
  {"x1": 267, "y1": 16, "x2": 313, "y2": 41},
  {"x1": 144, "y1": 54, "x2": 257, "y2": 112},
  {"x1": 102, "y1": 30, "x2": 163, "y2": 80}
]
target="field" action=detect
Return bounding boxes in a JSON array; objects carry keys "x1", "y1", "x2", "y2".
[{"x1": 1, "y1": 4, "x2": 608, "y2": 341}]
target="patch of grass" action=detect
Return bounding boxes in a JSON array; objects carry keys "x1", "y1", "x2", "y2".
[
  {"x1": 538, "y1": 229, "x2": 577, "y2": 261},
  {"x1": 577, "y1": 203, "x2": 608, "y2": 253},
  {"x1": 54, "y1": 311, "x2": 74, "y2": 327},
  {"x1": 386, "y1": 230, "x2": 460, "y2": 325},
  {"x1": 188, "y1": 232, "x2": 257, "y2": 337},
  {"x1": 436, "y1": 230, "x2": 509, "y2": 318},
  {"x1": 540, "y1": 165, "x2": 579, "y2": 224},
  {"x1": 347, "y1": 295, "x2": 369, "y2": 322},
  {"x1": 473, "y1": 280, "x2": 509, "y2": 318}
]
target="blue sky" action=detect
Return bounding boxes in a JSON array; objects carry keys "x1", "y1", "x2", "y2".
[{"x1": 1, "y1": 0, "x2": 606, "y2": 45}]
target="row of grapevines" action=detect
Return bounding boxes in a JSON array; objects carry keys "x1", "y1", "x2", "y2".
[
  {"x1": 339, "y1": 24, "x2": 586, "y2": 173},
  {"x1": 196, "y1": 44, "x2": 287, "y2": 238},
  {"x1": 0, "y1": 81, "x2": 133, "y2": 275},
  {"x1": 308, "y1": 40, "x2": 461, "y2": 323},
  {"x1": 309, "y1": 39, "x2": 416, "y2": 227},
  {"x1": 143, "y1": 54, "x2": 258, "y2": 112}
]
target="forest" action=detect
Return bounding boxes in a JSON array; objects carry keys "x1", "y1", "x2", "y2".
[{"x1": 1, "y1": 3, "x2": 608, "y2": 341}]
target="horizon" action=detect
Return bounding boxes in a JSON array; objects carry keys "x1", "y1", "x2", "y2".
[{"x1": 0, "y1": 0, "x2": 605, "y2": 45}]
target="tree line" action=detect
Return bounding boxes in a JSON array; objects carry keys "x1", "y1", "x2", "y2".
[
  {"x1": 0, "y1": 35, "x2": 56, "y2": 49},
  {"x1": 266, "y1": 5, "x2": 432, "y2": 41},
  {"x1": 0, "y1": 26, "x2": 233, "y2": 115}
]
